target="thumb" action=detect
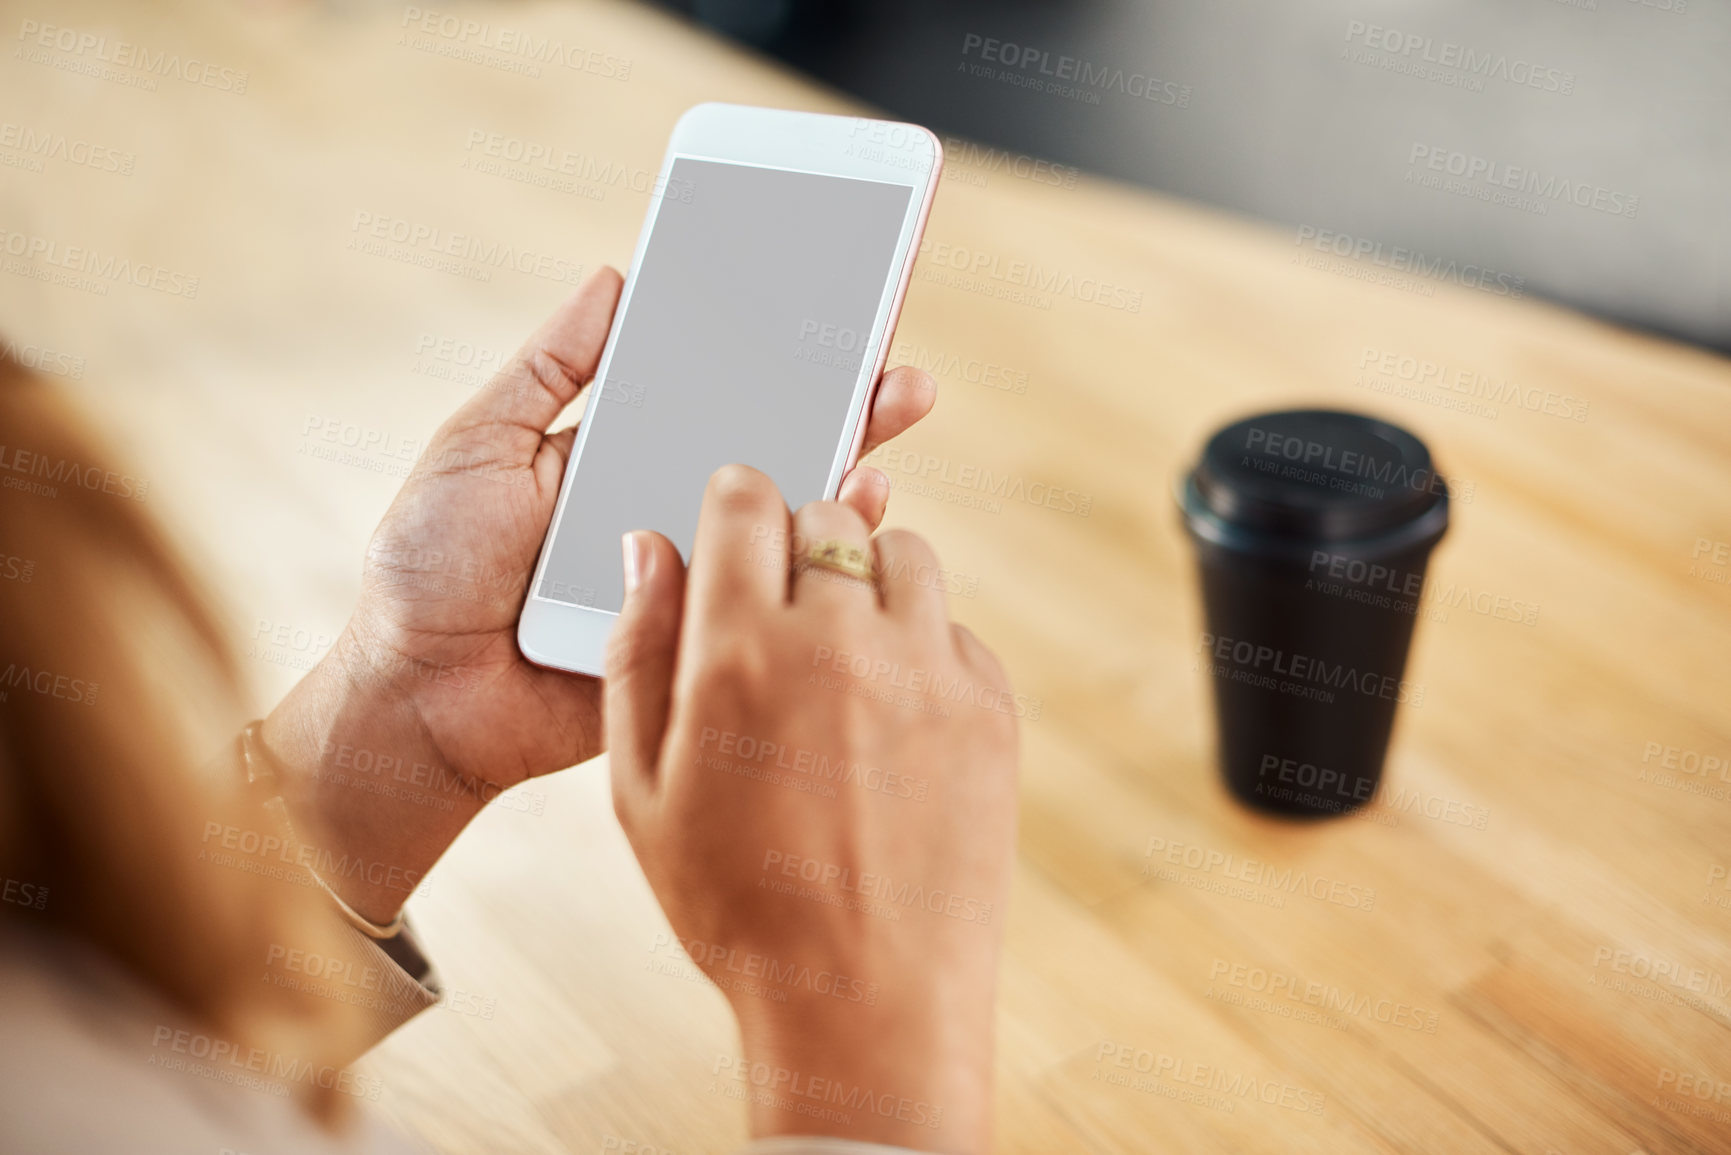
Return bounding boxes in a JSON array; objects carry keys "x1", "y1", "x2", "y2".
[{"x1": 605, "y1": 530, "x2": 686, "y2": 828}]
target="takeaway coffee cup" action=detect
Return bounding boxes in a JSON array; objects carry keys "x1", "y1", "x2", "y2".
[{"x1": 1178, "y1": 409, "x2": 1450, "y2": 817}]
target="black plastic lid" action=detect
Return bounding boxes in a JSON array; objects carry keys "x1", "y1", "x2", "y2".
[{"x1": 1187, "y1": 409, "x2": 1447, "y2": 541}]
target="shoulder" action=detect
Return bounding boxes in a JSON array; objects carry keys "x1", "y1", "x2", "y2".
[{"x1": 0, "y1": 925, "x2": 422, "y2": 1155}]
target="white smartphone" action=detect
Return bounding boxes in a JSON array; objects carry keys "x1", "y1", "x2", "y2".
[{"x1": 517, "y1": 102, "x2": 943, "y2": 676}]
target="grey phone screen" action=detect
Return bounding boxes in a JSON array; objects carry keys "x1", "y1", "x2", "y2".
[{"x1": 536, "y1": 157, "x2": 913, "y2": 613}]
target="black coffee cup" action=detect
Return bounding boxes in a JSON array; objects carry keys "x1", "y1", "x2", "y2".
[{"x1": 1178, "y1": 409, "x2": 1450, "y2": 817}]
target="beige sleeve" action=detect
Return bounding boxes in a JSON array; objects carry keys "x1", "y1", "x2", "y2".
[
  {"x1": 735, "y1": 1140, "x2": 934, "y2": 1155},
  {"x1": 319, "y1": 916, "x2": 442, "y2": 1062}
]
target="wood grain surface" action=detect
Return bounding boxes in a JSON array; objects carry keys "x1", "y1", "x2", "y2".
[{"x1": 2, "y1": 1, "x2": 1728, "y2": 1152}]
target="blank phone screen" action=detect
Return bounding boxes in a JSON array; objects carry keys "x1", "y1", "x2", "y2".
[{"x1": 535, "y1": 156, "x2": 913, "y2": 613}]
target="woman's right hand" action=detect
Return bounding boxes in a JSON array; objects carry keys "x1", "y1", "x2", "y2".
[{"x1": 606, "y1": 465, "x2": 1021, "y2": 1155}]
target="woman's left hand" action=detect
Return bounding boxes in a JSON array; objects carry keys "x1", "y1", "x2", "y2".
[{"x1": 260, "y1": 267, "x2": 937, "y2": 924}]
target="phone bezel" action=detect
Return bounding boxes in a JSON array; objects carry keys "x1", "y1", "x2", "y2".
[{"x1": 517, "y1": 102, "x2": 943, "y2": 677}]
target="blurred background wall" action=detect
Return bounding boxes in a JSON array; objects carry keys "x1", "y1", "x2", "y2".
[{"x1": 654, "y1": 0, "x2": 1728, "y2": 351}]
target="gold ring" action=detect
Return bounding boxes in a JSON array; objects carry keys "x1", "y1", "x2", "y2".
[{"x1": 795, "y1": 538, "x2": 878, "y2": 588}]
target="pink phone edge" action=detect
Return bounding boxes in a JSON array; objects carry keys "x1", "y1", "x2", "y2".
[{"x1": 838, "y1": 127, "x2": 944, "y2": 488}]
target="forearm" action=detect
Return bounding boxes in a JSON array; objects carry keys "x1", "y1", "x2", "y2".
[
  {"x1": 260, "y1": 625, "x2": 482, "y2": 924},
  {"x1": 732, "y1": 984, "x2": 997, "y2": 1154}
]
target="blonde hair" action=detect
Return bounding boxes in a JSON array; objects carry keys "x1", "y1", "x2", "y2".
[{"x1": 0, "y1": 352, "x2": 366, "y2": 1122}]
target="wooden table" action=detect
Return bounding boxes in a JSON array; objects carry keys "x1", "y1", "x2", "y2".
[{"x1": 4, "y1": 1, "x2": 1729, "y2": 1151}]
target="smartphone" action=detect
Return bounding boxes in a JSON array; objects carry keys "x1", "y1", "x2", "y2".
[{"x1": 517, "y1": 102, "x2": 942, "y2": 676}]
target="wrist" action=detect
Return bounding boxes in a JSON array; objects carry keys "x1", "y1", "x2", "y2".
[
  {"x1": 260, "y1": 624, "x2": 479, "y2": 925},
  {"x1": 731, "y1": 981, "x2": 995, "y2": 1154}
]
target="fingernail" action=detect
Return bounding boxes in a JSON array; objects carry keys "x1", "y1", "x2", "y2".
[{"x1": 622, "y1": 532, "x2": 650, "y2": 595}]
